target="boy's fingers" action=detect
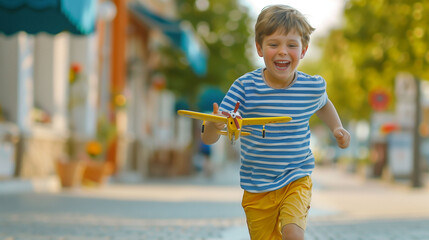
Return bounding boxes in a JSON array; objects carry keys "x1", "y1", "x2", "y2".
[
  {"x1": 213, "y1": 103, "x2": 219, "y2": 114},
  {"x1": 334, "y1": 129, "x2": 344, "y2": 139},
  {"x1": 210, "y1": 103, "x2": 224, "y2": 130},
  {"x1": 334, "y1": 128, "x2": 350, "y2": 149}
]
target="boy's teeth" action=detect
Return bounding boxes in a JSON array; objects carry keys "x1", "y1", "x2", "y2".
[{"x1": 275, "y1": 61, "x2": 289, "y2": 68}]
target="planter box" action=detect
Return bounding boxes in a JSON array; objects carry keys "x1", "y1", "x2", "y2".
[
  {"x1": 82, "y1": 161, "x2": 111, "y2": 186},
  {"x1": 56, "y1": 160, "x2": 86, "y2": 188}
]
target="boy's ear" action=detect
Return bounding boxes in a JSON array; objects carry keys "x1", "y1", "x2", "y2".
[
  {"x1": 256, "y1": 42, "x2": 263, "y2": 57},
  {"x1": 300, "y1": 45, "x2": 308, "y2": 59}
]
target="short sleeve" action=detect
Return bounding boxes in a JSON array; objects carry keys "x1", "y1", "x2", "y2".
[
  {"x1": 316, "y1": 75, "x2": 328, "y2": 111},
  {"x1": 219, "y1": 79, "x2": 246, "y2": 113},
  {"x1": 318, "y1": 91, "x2": 328, "y2": 110}
]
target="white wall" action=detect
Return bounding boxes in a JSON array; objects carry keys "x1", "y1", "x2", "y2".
[{"x1": 34, "y1": 32, "x2": 69, "y2": 134}]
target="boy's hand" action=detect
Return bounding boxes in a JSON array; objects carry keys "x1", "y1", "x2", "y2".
[
  {"x1": 209, "y1": 103, "x2": 226, "y2": 130},
  {"x1": 201, "y1": 103, "x2": 225, "y2": 144},
  {"x1": 333, "y1": 127, "x2": 350, "y2": 149}
]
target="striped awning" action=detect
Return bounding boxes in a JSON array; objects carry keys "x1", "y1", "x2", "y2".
[
  {"x1": 129, "y1": 2, "x2": 207, "y2": 76},
  {"x1": 0, "y1": 0, "x2": 97, "y2": 35}
]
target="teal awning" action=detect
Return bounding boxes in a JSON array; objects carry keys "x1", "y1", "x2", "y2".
[
  {"x1": 129, "y1": 2, "x2": 207, "y2": 76},
  {"x1": 0, "y1": 0, "x2": 97, "y2": 35}
]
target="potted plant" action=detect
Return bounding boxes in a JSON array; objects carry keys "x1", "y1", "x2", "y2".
[
  {"x1": 56, "y1": 62, "x2": 87, "y2": 188},
  {"x1": 82, "y1": 116, "x2": 117, "y2": 186}
]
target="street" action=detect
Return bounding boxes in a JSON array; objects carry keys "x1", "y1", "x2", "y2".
[{"x1": 1, "y1": 162, "x2": 429, "y2": 240}]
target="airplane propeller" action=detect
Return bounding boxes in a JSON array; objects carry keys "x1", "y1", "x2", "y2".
[
  {"x1": 221, "y1": 102, "x2": 241, "y2": 129},
  {"x1": 234, "y1": 101, "x2": 240, "y2": 112}
]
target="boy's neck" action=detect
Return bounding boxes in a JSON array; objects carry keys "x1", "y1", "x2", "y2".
[{"x1": 262, "y1": 68, "x2": 297, "y2": 89}]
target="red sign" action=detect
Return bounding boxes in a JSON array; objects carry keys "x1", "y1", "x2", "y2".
[{"x1": 369, "y1": 89, "x2": 389, "y2": 111}]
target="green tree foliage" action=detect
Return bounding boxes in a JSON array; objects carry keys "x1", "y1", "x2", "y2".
[
  {"x1": 159, "y1": 0, "x2": 255, "y2": 107},
  {"x1": 302, "y1": 0, "x2": 429, "y2": 120}
]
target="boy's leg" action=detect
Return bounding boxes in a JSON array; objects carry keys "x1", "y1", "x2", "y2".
[
  {"x1": 242, "y1": 190, "x2": 282, "y2": 240},
  {"x1": 241, "y1": 176, "x2": 312, "y2": 239},
  {"x1": 281, "y1": 224, "x2": 304, "y2": 240},
  {"x1": 279, "y1": 176, "x2": 312, "y2": 240}
]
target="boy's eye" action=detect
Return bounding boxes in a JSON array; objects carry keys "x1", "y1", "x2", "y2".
[{"x1": 269, "y1": 44, "x2": 278, "y2": 47}]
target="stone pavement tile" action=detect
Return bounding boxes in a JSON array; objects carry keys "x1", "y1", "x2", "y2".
[
  {"x1": 0, "y1": 211, "x2": 247, "y2": 240},
  {"x1": 3, "y1": 210, "x2": 429, "y2": 240},
  {"x1": 306, "y1": 218, "x2": 429, "y2": 240}
]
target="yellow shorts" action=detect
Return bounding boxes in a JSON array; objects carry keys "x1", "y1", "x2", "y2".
[{"x1": 241, "y1": 176, "x2": 312, "y2": 240}]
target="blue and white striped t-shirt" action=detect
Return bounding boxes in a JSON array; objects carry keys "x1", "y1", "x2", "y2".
[{"x1": 219, "y1": 68, "x2": 328, "y2": 193}]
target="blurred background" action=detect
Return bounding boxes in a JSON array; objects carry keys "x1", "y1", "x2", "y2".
[
  {"x1": 1, "y1": 0, "x2": 428, "y2": 188},
  {"x1": 0, "y1": 0, "x2": 429, "y2": 239}
]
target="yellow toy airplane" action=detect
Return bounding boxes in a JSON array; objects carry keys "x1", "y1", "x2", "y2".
[{"x1": 177, "y1": 102, "x2": 292, "y2": 143}]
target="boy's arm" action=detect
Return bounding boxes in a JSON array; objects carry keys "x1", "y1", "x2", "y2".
[
  {"x1": 201, "y1": 103, "x2": 226, "y2": 145},
  {"x1": 316, "y1": 99, "x2": 350, "y2": 149}
]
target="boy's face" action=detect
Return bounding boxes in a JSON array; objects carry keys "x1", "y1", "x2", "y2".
[{"x1": 256, "y1": 29, "x2": 308, "y2": 88}]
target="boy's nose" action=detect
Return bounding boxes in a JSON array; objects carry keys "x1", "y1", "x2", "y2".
[{"x1": 278, "y1": 46, "x2": 288, "y2": 55}]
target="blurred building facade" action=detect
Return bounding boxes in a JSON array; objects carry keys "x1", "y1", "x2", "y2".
[{"x1": 0, "y1": 0, "x2": 205, "y2": 182}]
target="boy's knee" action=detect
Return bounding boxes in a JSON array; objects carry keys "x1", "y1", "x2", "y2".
[{"x1": 282, "y1": 224, "x2": 304, "y2": 240}]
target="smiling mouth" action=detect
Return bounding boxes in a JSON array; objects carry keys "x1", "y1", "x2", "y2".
[{"x1": 274, "y1": 60, "x2": 290, "y2": 70}]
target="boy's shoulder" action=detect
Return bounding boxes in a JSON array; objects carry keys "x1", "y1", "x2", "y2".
[
  {"x1": 297, "y1": 71, "x2": 327, "y2": 87},
  {"x1": 232, "y1": 68, "x2": 264, "y2": 87},
  {"x1": 237, "y1": 68, "x2": 263, "y2": 81},
  {"x1": 297, "y1": 71, "x2": 325, "y2": 82}
]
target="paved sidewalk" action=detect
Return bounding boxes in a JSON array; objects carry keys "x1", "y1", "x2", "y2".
[
  {"x1": 0, "y1": 176, "x2": 60, "y2": 194},
  {"x1": 310, "y1": 166, "x2": 429, "y2": 222},
  {"x1": 1, "y1": 163, "x2": 429, "y2": 239},
  {"x1": 307, "y1": 166, "x2": 429, "y2": 240}
]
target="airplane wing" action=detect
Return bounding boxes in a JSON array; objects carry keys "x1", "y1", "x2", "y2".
[
  {"x1": 242, "y1": 116, "x2": 292, "y2": 126},
  {"x1": 177, "y1": 110, "x2": 227, "y2": 123}
]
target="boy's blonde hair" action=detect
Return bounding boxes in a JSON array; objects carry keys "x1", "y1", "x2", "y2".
[{"x1": 255, "y1": 5, "x2": 315, "y2": 47}]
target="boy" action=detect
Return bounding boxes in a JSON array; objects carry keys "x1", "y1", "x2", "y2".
[{"x1": 202, "y1": 4, "x2": 350, "y2": 240}]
